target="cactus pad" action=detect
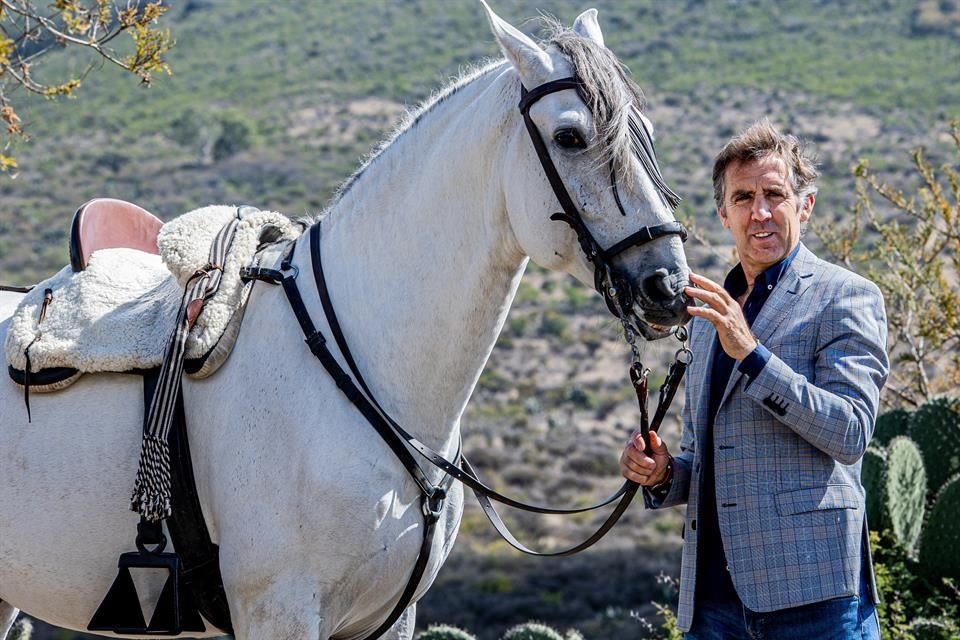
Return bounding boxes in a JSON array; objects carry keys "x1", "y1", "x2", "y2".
[
  {"x1": 874, "y1": 407, "x2": 911, "y2": 447},
  {"x1": 886, "y1": 436, "x2": 927, "y2": 551},
  {"x1": 910, "y1": 396, "x2": 960, "y2": 495},
  {"x1": 862, "y1": 446, "x2": 888, "y2": 532},
  {"x1": 918, "y1": 473, "x2": 960, "y2": 581}
]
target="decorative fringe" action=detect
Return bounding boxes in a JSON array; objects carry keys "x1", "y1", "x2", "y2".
[
  {"x1": 129, "y1": 211, "x2": 241, "y2": 521},
  {"x1": 130, "y1": 433, "x2": 173, "y2": 522}
]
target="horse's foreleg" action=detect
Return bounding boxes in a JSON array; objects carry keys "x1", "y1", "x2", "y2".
[
  {"x1": 379, "y1": 604, "x2": 416, "y2": 640},
  {"x1": 0, "y1": 601, "x2": 19, "y2": 640},
  {"x1": 227, "y1": 578, "x2": 326, "y2": 640}
]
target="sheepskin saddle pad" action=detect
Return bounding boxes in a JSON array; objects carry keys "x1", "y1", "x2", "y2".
[{"x1": 5, "y1": 204, "x2": 303, "y2": 391}]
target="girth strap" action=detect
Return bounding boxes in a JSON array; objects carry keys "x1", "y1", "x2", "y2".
[{"x1": 141, "y1": 368, "x2": 234, "y2": 635}]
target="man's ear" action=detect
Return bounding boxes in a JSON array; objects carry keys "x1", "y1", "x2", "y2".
[
  {"x1": 800, "y1": 193, "x2": 815, "y2": 222},
  {"x1": 717, "y1": 206, "x2": 730, "y2": 229}
]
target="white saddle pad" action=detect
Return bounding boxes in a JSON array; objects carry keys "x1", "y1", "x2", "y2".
[{"x1": 4, "y1": 205, "x2": 302, "y2": 382}]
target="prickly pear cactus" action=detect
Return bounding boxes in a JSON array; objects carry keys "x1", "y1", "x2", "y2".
[
  {"x1": 862, "y1": 446, "x2": 888, "y2": 532},
  {"x1": 415, "y1": 625, "x2": 478, "y2": 640},
  {"x1": 501, "y1": 622, "x2": 564, "y2": 640},
  {"x1": 918, "y1": 473, "x2": 960, "y2": 581},
  {"x1": 874, "y1": 407, "x2": 911, "y2": 447},
  {"x1": 886, "y1": 436, "x2": 927, "y2": 551},
  {"x1": 910, "y1": 396, "x2": 960, "y2": 495}
]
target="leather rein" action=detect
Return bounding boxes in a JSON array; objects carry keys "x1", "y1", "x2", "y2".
[{"x1": 242, "y1": 76, "x2": 691, "y2": 639}]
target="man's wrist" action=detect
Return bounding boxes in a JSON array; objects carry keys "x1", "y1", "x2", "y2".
[
  {"x1": 739, "y1": 343, "x2": 772, "y2": 377},
  {"x1": 649, "y1": 455, "x2": 674, "y2": 490}
]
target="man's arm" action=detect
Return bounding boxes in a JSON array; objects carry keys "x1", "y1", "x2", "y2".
[{"x1": 740, "y1": 279, "x2": 889, "y2": 464}]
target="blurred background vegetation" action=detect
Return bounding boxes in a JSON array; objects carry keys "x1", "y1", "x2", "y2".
[{"x1": 1, "y1": 0, "x2": 959, "y2": 638}]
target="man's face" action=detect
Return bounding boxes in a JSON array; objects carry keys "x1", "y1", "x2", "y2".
[{"x1": 718, "y1": 154, "x2": 812, "y2": 281}]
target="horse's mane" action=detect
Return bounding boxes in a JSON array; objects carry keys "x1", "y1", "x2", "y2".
[
  {"x1": 315, "y1": 19, "x2": 678, "y2": 223},
  {"x1": 315, "y1": 60, "x2": 504, "y2": 221}
]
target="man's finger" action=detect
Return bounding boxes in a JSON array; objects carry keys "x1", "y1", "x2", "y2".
[
  {"x1": 685, "y1": 286, "x2": 726, "y2": 309},
  {"x1": 688, "y1": 272, "x2": 725, "y2": 293},
  {"x1": 649, "y1": 429, "x2": 664, "y2": 453}
]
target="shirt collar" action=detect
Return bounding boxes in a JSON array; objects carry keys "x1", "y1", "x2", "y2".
[{"x1": 723, "y1": 242, "x2": 802, "y2": 299}]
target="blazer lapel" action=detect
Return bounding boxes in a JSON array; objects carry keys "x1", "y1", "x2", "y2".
[
  {"x1": 689, "y1": 316, "x2": 717, "y2": 445},
  {"x1": 716, "y1": 244, "x2": 819, "y2": 411}
]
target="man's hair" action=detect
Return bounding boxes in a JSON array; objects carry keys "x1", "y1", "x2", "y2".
[{"x1": 712, "y1": 119, "x2": 818, "y2": 211}]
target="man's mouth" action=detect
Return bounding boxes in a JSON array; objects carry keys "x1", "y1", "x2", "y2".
[{"x1": 752, "y1": 231, "x2": 775, "y2": 240}]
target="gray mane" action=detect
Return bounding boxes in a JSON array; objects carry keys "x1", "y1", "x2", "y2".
[{"x1": 315, "y1": 20, "x2": 678, "y2": 223}]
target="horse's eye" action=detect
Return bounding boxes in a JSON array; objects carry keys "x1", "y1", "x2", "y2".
[{"x1": 553, "y1": 128, "x2": 586, "y2": 149}]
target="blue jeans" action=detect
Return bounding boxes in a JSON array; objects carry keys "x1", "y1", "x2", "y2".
[{"x1": 684, "y1": 578, "x2": 880, "y2": 640}]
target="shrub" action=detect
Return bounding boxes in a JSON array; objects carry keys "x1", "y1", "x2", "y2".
[
  {"x1": 501, "y1": 621, "x2": 564, "y2": 640},
  {"x1": 9, "y1": 618, "x2": 32, "y2": 640},
  {"x1": 415, "y1": 624, "x2": 477, "y2": 640}
]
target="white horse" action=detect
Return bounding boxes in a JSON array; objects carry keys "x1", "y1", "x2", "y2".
[{"x1": 0, "y1": 4, "x2": 689, "y2": 639}]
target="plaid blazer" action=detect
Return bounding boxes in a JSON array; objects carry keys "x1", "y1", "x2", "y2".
[{"x1": 649, "y1": 244, "x2": 889, "y2": 631}]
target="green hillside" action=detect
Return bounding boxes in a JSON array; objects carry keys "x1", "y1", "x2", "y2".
[
  {"x1": 2, "y1": 0, "x2": 958, "y2": 283},
  {"x1": 3, "y1": 1, "x2": 960, "y2": 638}
]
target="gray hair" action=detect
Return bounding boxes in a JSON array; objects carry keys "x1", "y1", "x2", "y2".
[{"x1": 712, "y1": 119, "x2": 818, "y2": 211}]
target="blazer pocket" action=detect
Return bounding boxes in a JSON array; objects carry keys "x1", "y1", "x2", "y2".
[{"x1": 775, "y1": 484, "x2": 860, "y2": 516}]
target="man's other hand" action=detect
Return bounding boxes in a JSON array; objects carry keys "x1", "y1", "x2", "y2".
[{"x1": 620, "y1": 429, "x2": 671, "y2": 486}]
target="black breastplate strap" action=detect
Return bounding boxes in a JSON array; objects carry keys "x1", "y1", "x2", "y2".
[
  {"x1": 260, "y1": 224, "x2": 651, "y2": 561},
  {"x1": 271, "y1": 234, "x2": 449, "y2": 640}
]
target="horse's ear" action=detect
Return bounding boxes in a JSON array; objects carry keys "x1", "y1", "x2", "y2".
[
  {"x1": 480, "y1": 0, "x2": 553, "y2": 87},
  {"x1": 572, "y1": 8, "x2": 604, "y2": 47}
]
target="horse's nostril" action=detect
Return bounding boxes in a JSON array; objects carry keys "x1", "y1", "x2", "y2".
[{"x1": 643, "y1": 268, "x2": 676, "y2": 301}]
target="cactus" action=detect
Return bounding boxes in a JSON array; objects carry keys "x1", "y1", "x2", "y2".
[
  {"x1": 415, "y1": 625, "x2": 477, "y2": 640},
  {"x1": 918, "y1": 473, "x2": 960, "y2": 581},
  {"x1": 874, "y1": 407, "x2": 911, "y2": 447},
  {"x1": 501, "y1": 622, "x2": 564, "y2": 640},
  {"x1": 910, "y1": 396, "x2": 960, "y2": 496},
  {"x1": 886, "y1": 436, "x2": 927, "y2": 551},
  {"x1": 862, "y1": 446, "x2": 888, "y2": 532},
  {"x1": 564, "y1": 631, "x2": 586, "y2": 640}
]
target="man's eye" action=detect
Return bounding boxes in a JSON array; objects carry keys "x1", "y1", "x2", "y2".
[{"x1": 553, "y1": 128, "x2": 586, "y2": 149}]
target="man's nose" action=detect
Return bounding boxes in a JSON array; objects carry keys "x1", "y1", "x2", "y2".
[{"x1": 751, "y1": 196, "x2": 773, "y2": 221}]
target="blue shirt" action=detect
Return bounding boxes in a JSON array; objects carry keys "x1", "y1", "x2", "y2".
[{"x1": 695, "y1": 243, "x2": 800, "y2": 604}]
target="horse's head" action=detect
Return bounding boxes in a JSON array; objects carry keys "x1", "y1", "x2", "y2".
[{"x1": 483, "y1": 3, "x2": 691, "y2": 340}]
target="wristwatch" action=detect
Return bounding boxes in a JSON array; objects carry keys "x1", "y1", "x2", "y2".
[{"x1": 648, "y1": 455, "x2": 674, "y2": 496}]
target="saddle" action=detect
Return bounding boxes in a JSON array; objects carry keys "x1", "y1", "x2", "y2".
[{"x1": 4, "y1": 198, "x2": 303, "y2": 391}]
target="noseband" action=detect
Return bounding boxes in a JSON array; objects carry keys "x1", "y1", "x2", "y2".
[{"x1": 518, "y1": 77, "x2": 687, "y2": 330}]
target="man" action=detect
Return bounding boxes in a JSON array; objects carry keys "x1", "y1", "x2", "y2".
[{"x1": 620, "y1": 120, "x2": 888, "y2": 639}]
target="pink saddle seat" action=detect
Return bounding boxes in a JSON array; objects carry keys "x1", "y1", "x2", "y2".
[{"x1": 69, "y1": 198, "x2": 164, "y2": 272}]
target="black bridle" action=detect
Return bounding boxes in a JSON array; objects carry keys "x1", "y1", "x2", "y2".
[
  {"x1": 239, "y1": 76, "x2": 692, "y2": 640},
  {"x1": 518, "y1": 77, "x2": 687, "y2": 334}
]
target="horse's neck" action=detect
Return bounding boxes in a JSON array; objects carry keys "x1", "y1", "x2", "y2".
[{"x1": 299, "y1": 66, "x2": 527, "y2": 451}]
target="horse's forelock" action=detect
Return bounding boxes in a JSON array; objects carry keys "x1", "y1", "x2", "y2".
[{"x1": 546, "y1": 26, "x2": 670, "y2": 201}]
